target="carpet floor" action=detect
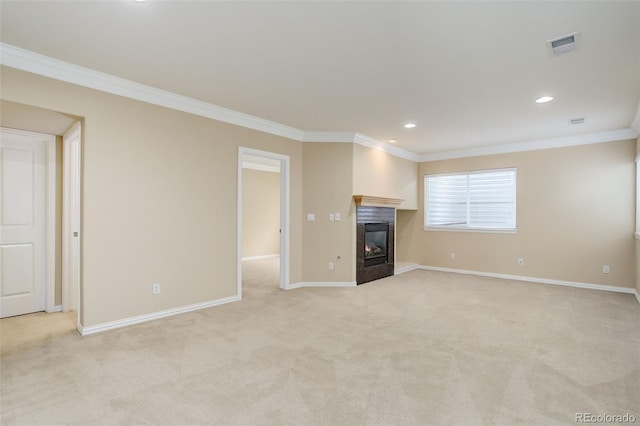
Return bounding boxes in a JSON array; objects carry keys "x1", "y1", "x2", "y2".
[{"x1": 1, "y1": 258, "x2": 638, "y2": 425}]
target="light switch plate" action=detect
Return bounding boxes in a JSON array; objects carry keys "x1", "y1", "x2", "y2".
[
  {"x1": 306, "y1": 213, "x2": 315, "y2": 222},
  {"x1": 334, "y1": 212, "x2": 341, "y2": 221},
  {"x1": 329, "y1": 213, "x2": 335, "y2": 221}
]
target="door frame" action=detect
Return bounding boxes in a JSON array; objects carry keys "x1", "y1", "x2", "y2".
[
  {"x1": 237, "y1": 147, "x2": 290, "y2": 295},
  {"x1": 62, "y1": 122, "x2": 81, "y2": 323},
  {"x1": 45, "y1": 132, "x2": 56, "y2": 312}
]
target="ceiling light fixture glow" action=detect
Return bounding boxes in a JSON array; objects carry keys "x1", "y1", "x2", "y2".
[
  {"x1": 403, "y1": 123, "x2": 416, "y2": 129},
  {"x1": 535, "y1": 96, "x2": 554, "y2": 103},
  {"x1": 389, "y1": 139, "x2": 397, "y2": 143}
]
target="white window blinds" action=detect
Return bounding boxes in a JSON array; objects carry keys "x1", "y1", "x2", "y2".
[{"x1": 425, "y1": 168, "x2": 516, "y2": 231}]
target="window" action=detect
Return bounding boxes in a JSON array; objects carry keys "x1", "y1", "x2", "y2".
[{"x1": 424, "y1": 168, "x2": 516, "y2": 232}]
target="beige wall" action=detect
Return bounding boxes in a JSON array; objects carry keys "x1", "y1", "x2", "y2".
[
  {"x1": 4, "y1": 64, "x2": 634, "y2": 327},
  {"x1": 301, "y1": 142, "x2": 418, "y2": 283},
  {"x1": 0, "y1": 66, "x2": 419, "y2": 324},
  {"x1": 242, "y1": 168, "x2": 280, "y2": 258},
  {"x1": 352, "y1": 143, "x2": 418, "y2": 210},
  {"x1": 398, "y1": 140, "x2": 636, "y2": 288},
  {"x1": 1, "y1": 66, "x2": 303, "y2": 326},
  {"x1": 302, "y1": 143, "x2": 355, "y2": 282}
]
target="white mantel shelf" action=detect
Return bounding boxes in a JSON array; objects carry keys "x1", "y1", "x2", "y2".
[{"x1": 353, "y1": 195, "x2": 404, "y2": 208}]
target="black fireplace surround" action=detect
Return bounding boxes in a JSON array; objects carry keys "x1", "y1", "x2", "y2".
[{"x1": 356, "y1": 206, "x2": 394, "y2": 284}]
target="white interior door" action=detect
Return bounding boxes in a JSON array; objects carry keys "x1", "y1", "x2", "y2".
[{"x1": 0, "y1": 129, "x2": 49, "y2": 318}]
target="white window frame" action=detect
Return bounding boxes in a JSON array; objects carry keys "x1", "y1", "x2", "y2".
[{"x1": 424, "y1": 167, "x2": 517, "y2": 233}]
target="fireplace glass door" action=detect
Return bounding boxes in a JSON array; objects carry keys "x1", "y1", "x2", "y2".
[{"x1": 364, "y1": 223, "x2": 389, "y2": 267}]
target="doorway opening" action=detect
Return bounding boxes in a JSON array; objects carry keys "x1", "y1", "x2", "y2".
[
  {"x1": 0, "y1": 106, "x2": 82, "y2": 334},
  {"x1": 237, "y1": 147, "x2": 290, "y2": 297}
]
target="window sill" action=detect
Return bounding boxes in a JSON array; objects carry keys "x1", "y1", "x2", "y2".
[{"x1": 424, "y1": 226, "x2": 517, "y2": 234}]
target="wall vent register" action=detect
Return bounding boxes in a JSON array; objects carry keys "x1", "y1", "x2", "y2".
[{"x1": 546, "y1": 32, "x2": 581, "y2": 56}]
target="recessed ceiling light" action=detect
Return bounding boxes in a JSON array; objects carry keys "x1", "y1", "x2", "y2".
[
  {"x1": 389, "y1": 139, "x2": 397, "y2": 143},
  {"x1": 403, "y1": 123, "x2": 416, "y2": 129},
  {"x1": 535, "y1": 96, "x2": 554, "y2": 103}
]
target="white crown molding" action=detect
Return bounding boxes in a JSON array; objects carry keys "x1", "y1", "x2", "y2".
[
  {"x1": 2, "y1": 43, "x2": 636, "y2": 165},
  {"x1": 0, "y1": 43, "x2": 305, "y2": 141},
  {"x1": 78, "y1": 295, "x2": 239, "y2": 335},
  {"x1": 303, "y1": 131, "x2": 357, "y2": 143},
  {"x1": 418, "y1": 265, "x2": 636, "y2": 295},
  {"x1": 353, "y1": 133, "x2": 421, "y2": 162},
  {"x1": 1, "y1": 43, "x2": 420, "y2": 162},
  {"x1": 303, "y1": 131, "x2": 420, "y2": 162},
  {"x1": 419, "y1": 128, "x2": 638, "y2": 162}
]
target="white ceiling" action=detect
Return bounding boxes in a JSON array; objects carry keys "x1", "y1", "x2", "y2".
[{"x1": 1, "y1": 1, "x2": 638, "y2": 156}]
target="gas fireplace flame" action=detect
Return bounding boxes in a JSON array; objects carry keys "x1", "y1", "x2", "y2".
[{"x1": 365, "y1": 242, "x2": 382, "y2": 257}]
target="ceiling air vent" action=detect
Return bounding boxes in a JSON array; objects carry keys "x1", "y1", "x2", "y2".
[
  {"x1": 569, "y1": 117, "x2": 585, "y2": 125},
  {"x1": 546, "y1": 32, "x2": 581, "y2": 56}
]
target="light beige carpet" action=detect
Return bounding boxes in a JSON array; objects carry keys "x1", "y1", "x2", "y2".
[{"x1": 1, "y1": 258, "x2": 638, "y2": 425}]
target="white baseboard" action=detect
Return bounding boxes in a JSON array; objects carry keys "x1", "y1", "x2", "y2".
[
  {"x1": 241, "y1": 254, "x2": 279, "y2": 261},
  {"x1": 47, "y1": 305, "x2": 63, "y2": 313},
  {"x1": 395, "y1": 263, "x2": 420, "y2": 275},
  {"x1": 286, "y1": 281, "x2": 357, "y2": 290},
  {"x1": 78, "y1": 295, "x2": 240, "y2": 336},
  {"x1": 418, "y1": 265, "x2": 637, "y2": 295}
]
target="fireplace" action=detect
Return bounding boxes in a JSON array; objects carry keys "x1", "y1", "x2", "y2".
[
  {"x1": 355, "y1": 202, "x2": 397, "y2": 285},
  {"x1": 364, "y1": 223, "x2": 389, "y2": 267}
]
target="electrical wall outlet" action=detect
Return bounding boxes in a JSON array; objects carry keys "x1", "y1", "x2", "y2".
[
  {"x1": 518, "y1": 258, "x2": 524, "y2": 266},
  {"x1": 152, "y1": 283, "x2": 160, "y2": 295},
  {"x1": 603, "y1": 265, "x2": 610, "y2": 274},
  {"x1": 334, "y1": 212, "x2": 341, "y2": 221}
]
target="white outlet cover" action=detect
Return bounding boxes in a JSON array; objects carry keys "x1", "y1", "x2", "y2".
[
  {"x1": 306, "y1": 213, "x2": 315, "y2": 222},
  {"x1": 329, "y1": 213, "x2": 335, "y2": 221},
  {"x1": 335, "y1": 212, "x2": 341, "y2": 221}
]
